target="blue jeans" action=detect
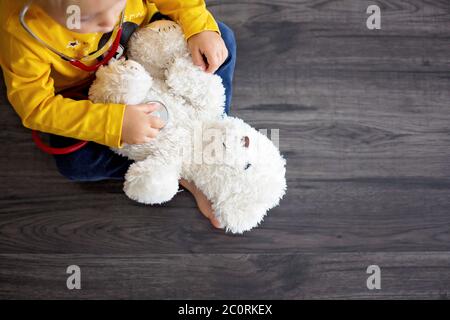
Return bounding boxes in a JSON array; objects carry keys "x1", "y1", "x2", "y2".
[{"x1": 49, "y1": 21, "x2": 236, "y2": 182}]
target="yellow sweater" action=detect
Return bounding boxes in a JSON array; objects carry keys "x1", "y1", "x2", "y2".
[{"x1": 0, "y1": 0, "x2": 219, "y2": 148}]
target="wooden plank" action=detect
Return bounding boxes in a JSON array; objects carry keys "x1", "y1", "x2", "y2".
[
  {"x1": 0, "y1": 252, "x2": 449, "y2": 299},
  {"x1": 0, "y1": 177, "x2": 450, "y2": 253}
]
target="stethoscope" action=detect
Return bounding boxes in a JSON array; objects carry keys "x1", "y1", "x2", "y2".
[
  {"x1": 21, "y1": 1, "x2": 169, "y2": 155},
  {"x1": 19, "y1": 0, "x2": 125, "y2": 72}
]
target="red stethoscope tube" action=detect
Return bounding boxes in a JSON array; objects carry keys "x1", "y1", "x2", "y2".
[
  {"x1": 69, "y1": 28, "x2": 123, "y2": 72},
  {"x1": 31, "y1": 29, "x2": 123, "y2": 155},
  {"x1": 32, "y1": 131, "x2": 89, "y2": 155}
]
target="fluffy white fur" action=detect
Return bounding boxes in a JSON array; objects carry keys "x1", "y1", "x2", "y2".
[{"x1": 89, "y1": 20, "x2": 287, "y2": 233}]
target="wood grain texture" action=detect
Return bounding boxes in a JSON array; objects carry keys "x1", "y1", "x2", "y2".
[
  {"x1": 1, "y1": 253, "x2": 450, "y2": 299},
  {"x1": 1, "y1": 0, "x2": 450, "y2": 299}
]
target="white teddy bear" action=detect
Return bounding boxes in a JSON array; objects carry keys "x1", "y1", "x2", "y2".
[{"x1": 89, "y1": 20, "x2": 287, "y2": 233}]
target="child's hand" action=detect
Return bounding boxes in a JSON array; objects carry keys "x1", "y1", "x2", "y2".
[
  {"x1": 121, "y1": 103, "x2": 165, "y2": 145},
  {"x1": 187, "y1": 31, "x2": 228, "y2": 74}
]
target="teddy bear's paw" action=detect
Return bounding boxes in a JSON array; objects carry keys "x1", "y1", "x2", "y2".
[{"x1": 124, "y1": 161, "x2": 180, "y2": 205}]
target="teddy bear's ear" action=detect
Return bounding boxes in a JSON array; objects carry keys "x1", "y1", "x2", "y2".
[{"x1": 242, "y1": 136, "x2": 250, "y2": 148}]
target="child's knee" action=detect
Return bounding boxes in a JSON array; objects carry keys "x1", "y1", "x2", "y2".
[
  {"x1": 54, "y1": 157, "x2": 92, "y2": 181},
  {"x1": 53, "y1": 151, "x2": 131, "y2": 181}
]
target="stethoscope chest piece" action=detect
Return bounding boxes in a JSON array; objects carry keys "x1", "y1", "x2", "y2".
[{"x1": 148, "y1": 101, "x2": 169, "y2": 128}]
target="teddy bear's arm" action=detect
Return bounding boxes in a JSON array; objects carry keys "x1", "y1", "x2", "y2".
[{"x1": 166, "y1": 57, "x2": 226, "y2": 117}]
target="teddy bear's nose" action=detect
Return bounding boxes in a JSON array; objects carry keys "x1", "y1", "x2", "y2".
[{"x1": 242, "y1": 136, "x2": 250, "y2": 148}]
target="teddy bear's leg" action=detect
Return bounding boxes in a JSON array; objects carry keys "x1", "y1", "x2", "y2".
[
  {"x1": 124, "y1": 156, "x2": 181, "y2": 205},
  {"x1": 166, "y1": 57, "x2": 226, "y2": 117}
]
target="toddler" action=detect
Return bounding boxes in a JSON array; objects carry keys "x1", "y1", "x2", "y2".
[{"x1": 0, "y1": 0, "x2": 237, "y2": 228}]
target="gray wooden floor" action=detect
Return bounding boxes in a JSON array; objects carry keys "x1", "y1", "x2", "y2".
[{"x1": 1, "y1": 0, "x2": 450, "y2": 299}]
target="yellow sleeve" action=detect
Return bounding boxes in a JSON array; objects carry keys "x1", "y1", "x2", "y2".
[
  {"x1": 149, "y1": 0, "x2": 220, "y2": 39},
  {"x1": 0, "y1": 35, "x2": 126, "y2": 148}
]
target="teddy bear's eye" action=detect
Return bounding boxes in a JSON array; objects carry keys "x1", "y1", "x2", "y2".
[{"x1": 244, "y1": 163, "x2": 252, "y2": 170}]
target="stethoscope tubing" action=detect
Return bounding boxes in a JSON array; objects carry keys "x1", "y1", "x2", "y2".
[{"x1": 19, "y1": 0, "x2": 126, "y2": 69}]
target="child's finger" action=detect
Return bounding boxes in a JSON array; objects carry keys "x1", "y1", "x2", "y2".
[
  {"x1": 143, "y1": 136, "x2": 156, "y2": 144},
  {"x1": 205, "y1": 51, "x2": 220, "y2": 73},
  {"x1": 191, "y1": 48, "x2": 206, "y2": 71},
  {"x1": 220, "y1": 48, "x2": 228, "y2": 66},
  {"x1": 142, "y1": 103, "x2": 161, "y2": 113},
  {"x1": 146, "y1": 127, "x2": 160, "y2": 139},
  {"x1": 148, "y1": 115, "x2": 165, "y2": 129},
  {"x1": 223, "y1": 47, "x2": 229, "y2": 61}
]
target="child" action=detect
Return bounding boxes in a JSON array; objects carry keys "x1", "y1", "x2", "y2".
[{"x1": 0, "y1": 0, "x2": 237, "y2": 229}]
